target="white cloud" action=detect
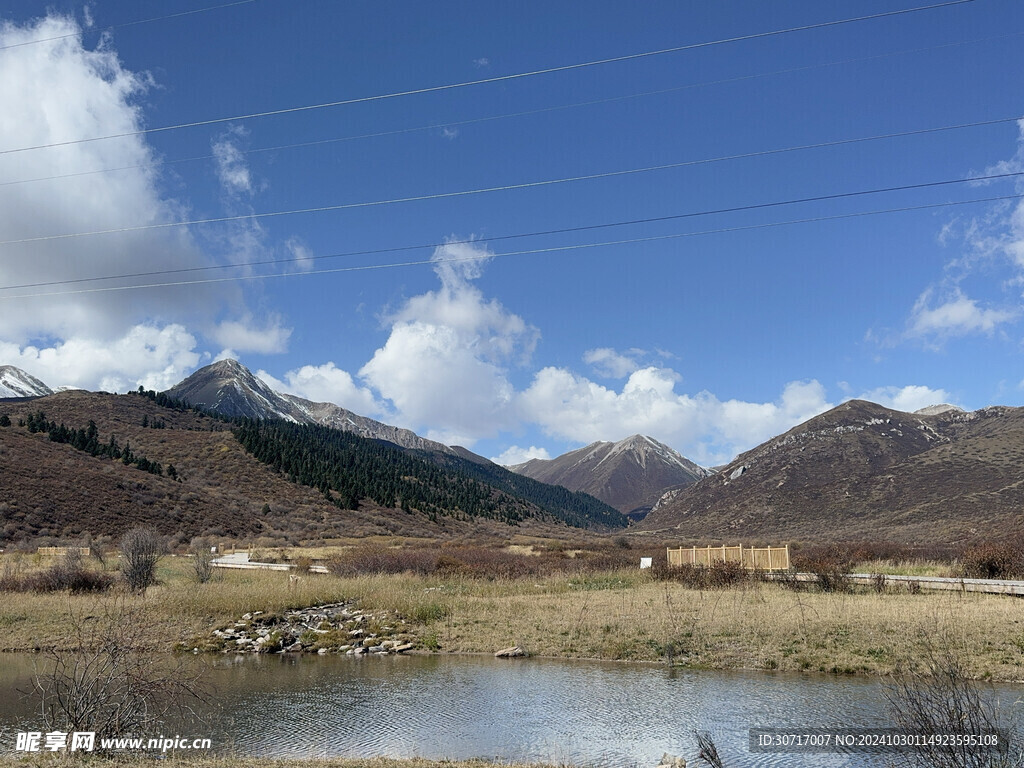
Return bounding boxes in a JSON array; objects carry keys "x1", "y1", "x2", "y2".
[
  {"x1": 716, "y1": 380, "x2": 832, "y2": 447},
  {"x1": 518, "y1": 367, "x2": 833, "y2": 466},
  {"x1": 426, "y1": 237, "x2": 493, "y2": 291},
  {"x1": 257, "y1": 362, "x2": 382, "y2": 416},
  {"x1": 907, "y1": 289, "x2": 1016, "y2": 339},
  {"x1": 285, "y1": 237, "x2": 315, "y2": 272},
  {"x1": 361, "y1": 321, "x2": 518, "y2": 447},
  {"x1": 441, "y1": 127, "x2": 459, "y2": 140},
  {"x1": 212, "y1": 125, "x2": 254, "y2": 198},
  {"x1": 473, "y1": 58, "x2": 489, "y2": 68},
  {"x1": 351, "y1": 242, "x2": 838, "y2": 460},
  {"x1": 858, "y1": 384, "x2": 954, "y2": 413},
  {"x1": 490, "y1": 445, "x2": 551, "y2": 466},
  {"x1": 0, "y1": 13, "x2": 226, "y2": 342},
  {"x1": 583, "y1": 347, "x2": 640, "y2": 378},
  {"x1": 978, "y1": 118, "x2": 1024, "y2": 183},
  {"x1": 358, "y1": 239, "x2": 537, "y2": 446},
  {"x1": 210, "y1": 315, "x2": 292, "y2": 354},
  {"x1": 0, "y1": 324, "x2": 200, "y2": 392},
  {"x1": 897, "y1": 120, "x2": 1024, "y2": 346}
]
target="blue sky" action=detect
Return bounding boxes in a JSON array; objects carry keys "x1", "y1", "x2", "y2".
[{"x1": 1, "y1": 0, "x2": 1023, "y2": 465}]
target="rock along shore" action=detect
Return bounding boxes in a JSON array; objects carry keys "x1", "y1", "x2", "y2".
[{"x1": 201, "y1": 602, "x2": 417, "y2": 656}]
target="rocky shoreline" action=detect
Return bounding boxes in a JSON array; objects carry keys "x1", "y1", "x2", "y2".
[{"x1": 197, "y1": 602, "x2": 417, "y2": 656}]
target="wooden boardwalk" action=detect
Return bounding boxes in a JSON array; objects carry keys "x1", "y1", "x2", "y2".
[
  {"x1": 778, "y1": 572, "x2": 1024, "y2": 596},
  {"x1": 212, "y1": 553, "x2": 328, "y2": 573}
]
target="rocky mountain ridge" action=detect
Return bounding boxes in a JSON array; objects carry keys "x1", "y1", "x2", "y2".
[{"x1": 164, "y1": 359, "x2": 456, "y2": 455}]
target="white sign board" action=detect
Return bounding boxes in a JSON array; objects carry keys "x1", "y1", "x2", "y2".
[{"x1": 639, "y1": 557, "x2": 653, "y2": 569}]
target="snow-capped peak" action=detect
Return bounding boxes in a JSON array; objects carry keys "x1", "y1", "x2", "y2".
[{"x1": 0, "y1": 366, "x2": 53, "y2": 398}]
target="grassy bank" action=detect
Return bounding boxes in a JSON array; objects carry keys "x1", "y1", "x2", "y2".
[{"x1": 2, "y1": 553, "x2": 1023, "y2": 680}]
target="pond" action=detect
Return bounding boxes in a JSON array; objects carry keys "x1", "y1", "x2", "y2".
[{"x1": 1, "y1": 652, "x2": 1019, "y2": 767}]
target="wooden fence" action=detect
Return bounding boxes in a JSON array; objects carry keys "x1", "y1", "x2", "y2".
[
  {"x1": 37, "y1": 546, "x2": 91, "y2": 557},
  {"x1": 666, "y1": 544, "x2": 790, "y2": 572}
]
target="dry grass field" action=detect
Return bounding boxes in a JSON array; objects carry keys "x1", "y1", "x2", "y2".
[{"x1": 2, "y1": 550, "x2": 1023, "y2": 681}]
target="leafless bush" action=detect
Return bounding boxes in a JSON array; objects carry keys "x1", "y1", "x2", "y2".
[
  {"x1": 885, "y1": 637, "x2": 1020, "y2": 768},
  {"x1": 34, "y1": 550, "x2": 115, "y2": 593},
  {"x1": 189, "y1": 545, "x2": 216, "y2": 584},
  {"x1": 327, "y1": 546, "x2": 439, "y2": 576},
  {"x1": 845, "y1": 540, "x2": 960, "y2": 565},
  {"x1": 652, "y1": 561, "x2": 753, "y2": 589},
  {"x1": 119, "y1": 527, "x2": 165, "y2": 594},
  {"x1": 30, "y1": 596, "x2": 208, "y2": 743},
  {"x1": 694, "y1": 730, "x2": 728, "y2": 768},
  {"x1": 961, "y1": 542, "x2": 1024, "y2": 580},
  {"x1": 794, "y1": 545, "x2": 852, "y2": 592}
]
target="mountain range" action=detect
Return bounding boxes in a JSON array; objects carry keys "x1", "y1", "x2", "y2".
[
  {"x1": 509, "y1": 434, "x2": 710, "y2": 519},
  {"x1": 6, "y1": 358, "x2": 1024, "y2": 545},
  {"x1": 165, "y1": 361, "x2": 698, "y2": 516}
]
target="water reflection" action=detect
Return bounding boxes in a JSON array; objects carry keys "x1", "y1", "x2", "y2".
[{"x1": 1, "y1": 652, "x2": 1019, "y2": 768}]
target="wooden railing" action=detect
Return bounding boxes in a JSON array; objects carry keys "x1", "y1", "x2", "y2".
[{"x1": 666, "y1": 544, "x2": 790, "y2": 572}]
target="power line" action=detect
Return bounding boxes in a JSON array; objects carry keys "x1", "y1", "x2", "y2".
[
  {"x1": 3, "y1": 193, "x2": 1020, "y2": 294},
  {"x1": 4, "y1": 41, "x2": 1020, "y2": 189},
  {"x1": 1, "y1": 157, "x2": 1018, "y2": 248},
  {"x1": 2, "y1": 193, "x2": 1018, "y2": 301},
  {"x1": 3, "y1": 30, "x2": 1018, "y2": 190},
  {"x1": 0, "y1": 1, "x2": 258, "y2": 53},
  {"x1": 0, "y1": 0, "x2": 975, "y2": 156}
]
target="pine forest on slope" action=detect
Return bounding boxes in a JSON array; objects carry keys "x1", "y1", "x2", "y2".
[{"x1": 233, "y1": 418, "x2": 624, "y2": 529}]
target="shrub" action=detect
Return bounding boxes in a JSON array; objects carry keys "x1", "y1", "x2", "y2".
[
  {"x1": 960, "y1": 542, "x2": 1024, "y2": 580},
  {"x1": 32, "y1": 597, "x2": 207, "y2": 742},
  {"x1": 119, "y1": 527, "x2": 165, "y2": 593},
  {"x1": 793, "y1": 544, "x2": 852, "y2": 593},
  {"x1": 325, "y1": 543, "x2": 649, "y2": 580},
  {"x1": 190, "y1": 545, "x2": 216, "y2": 584},
  {"x1": 652, "y1": 561, "x2": 752, "y2": 589},
  {"x1": 885, "y1": 639, "x2": 1016, "y2": 768},
  {"x1": 326, "y1": 546, "x2": 439, "y2": 576},
  {"x1": 0, "y1": 551, "x2": 114, "y2": 593}
]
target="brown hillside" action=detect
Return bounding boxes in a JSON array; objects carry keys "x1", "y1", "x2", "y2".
[
  {"x1": 638, "y1": 400, "x2": 1024, "y2": 545},
  {"x1": 0, "y1": 391, "x2": 574, "y2": 544}
]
